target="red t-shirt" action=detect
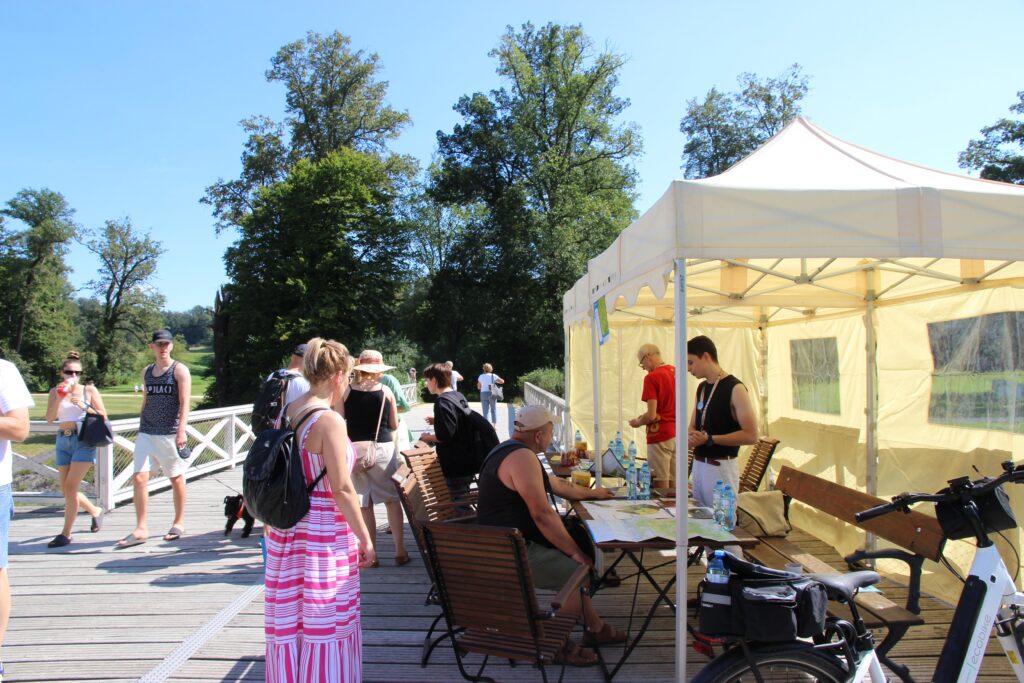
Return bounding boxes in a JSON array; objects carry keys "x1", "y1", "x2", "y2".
[{"x1": 641, "y1": 364, "x2": 676, "y2": 444}]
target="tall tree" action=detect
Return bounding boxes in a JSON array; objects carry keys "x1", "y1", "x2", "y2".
[
  {"x1": 202, "y1": 31, "x2": 411, "y2": 234},
  {"x1": 680, "y1": 64, "x2": 809, "y2": 179},
  {"x1": 422, "y1": 23, "x2": 640, "y2": 383},
  {"x1": 959, "y1": 91, "x2": 1024, "y2": 184},
  {"x1": 85, "y1": 218, "x2": 165, "y2": 384},
  {"x1": 211, "y1": 149, "x2": 410, "y2": 404}
]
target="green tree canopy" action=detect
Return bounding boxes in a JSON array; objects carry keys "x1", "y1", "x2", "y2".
[
  {"x1": 418, "y1": 23, "x2": 641, "y2": 386},
  {"x1": 680, "y1": 64, "x2": 809, "y2": 179},
  {"x1": 959, "y1": 91, "x2": 1024, "y2": 184}
]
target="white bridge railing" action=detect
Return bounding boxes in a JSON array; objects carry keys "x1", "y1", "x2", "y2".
[
  {"x1": 523, "y1": 382, "x2": 569, "y2": 450},
  {"x1": 13, "y1": 384, "x2": 419, "y2": 513}
]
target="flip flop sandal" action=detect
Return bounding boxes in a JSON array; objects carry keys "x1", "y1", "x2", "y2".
[
  {"x1": 47, "y1": 534, "x2": 72, "y2": 548},
  {"x1": 115, "y1": 534, "x2": 147, "y2": 549},
  {"x1": 395, "y1": 553, "x2": 411, "y2": 566},
  {"x1": 90, "y1": 514, "x2": 103, "y2": 533},
  {"x1": 163, "y1": 526, "x2": 184, "y2": 541},
  {"x1": 583, "y1": 622, "x2": 628, "y2": 646},
  {"x1": 555, "y1": 641, "x2": 598, "y2": 667}
]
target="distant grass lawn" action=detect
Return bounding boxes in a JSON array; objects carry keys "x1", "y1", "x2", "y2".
[{"x1": 101, "y1": 344, "x2": 213, "y2": 397}]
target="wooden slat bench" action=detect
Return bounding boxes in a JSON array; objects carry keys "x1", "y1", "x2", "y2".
[{"x1": 743, "y1": 465, "x2": 946, "y2": 683}]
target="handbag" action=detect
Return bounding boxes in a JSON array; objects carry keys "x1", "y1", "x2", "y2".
[
  {"x1": 736, "y1": 490, "x2": 792, "y2": 537},
  {"x1": 353, "y1": 388, "x2": 387, "y2": 470},
  {"x1": 490, "y1": 374, "x2": 504, "y2": 401},
  {"x1": 78, "y1": 396, "x2": 113, "y2": 447}
]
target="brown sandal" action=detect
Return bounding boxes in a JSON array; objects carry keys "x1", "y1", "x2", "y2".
[
  {"x1": 555, "y1": 640, "x2": 598, "y2": 667},
  {"x1": 583, "y1": 622, "x2": 628, "y2": 646}
]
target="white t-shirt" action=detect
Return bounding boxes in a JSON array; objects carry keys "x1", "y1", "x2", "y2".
[
  {"x1": 478, "y1": 373, "x2": 501, "y2": 392},
  {"x1": 451, "y1": 369, "x2": 463, "y2": 391},
  {"x1": 0, "y1": 360, "x2": 35, "y2": 486}
]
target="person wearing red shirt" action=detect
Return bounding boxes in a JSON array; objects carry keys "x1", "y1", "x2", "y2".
[{"x1": 628, "y1": 343, "x2": 677, "y2": 489}]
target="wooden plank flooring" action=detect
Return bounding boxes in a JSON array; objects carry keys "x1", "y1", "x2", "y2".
[{"x1": 5, "y1": 403, "x2": 1019, "y2": 681}]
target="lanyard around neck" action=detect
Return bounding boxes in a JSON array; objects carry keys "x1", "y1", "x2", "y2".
[{"x1": 698, "y1": 373, "x2": 725, "y2": 431}]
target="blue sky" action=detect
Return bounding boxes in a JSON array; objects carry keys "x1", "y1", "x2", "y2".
[{"x1": 2, "y1": 1, "x2": 1022, "y2": 310}]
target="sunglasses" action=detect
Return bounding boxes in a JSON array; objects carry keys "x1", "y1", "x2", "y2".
[{"x1": 63, "y1": 370, "x2": 82, "y2": 376}]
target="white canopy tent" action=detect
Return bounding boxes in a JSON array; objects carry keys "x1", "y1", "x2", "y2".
[{"x1": 562, "y1": 117, "x2": 1024, "y2": 680}]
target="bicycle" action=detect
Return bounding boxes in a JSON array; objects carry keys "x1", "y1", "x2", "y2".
[{"x1": 692, "y1": 460, "x2": 1024, "y2": 683}]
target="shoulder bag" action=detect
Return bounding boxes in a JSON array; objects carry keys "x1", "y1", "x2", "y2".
[
  {"x1": 353, "y1": 389, "x2": 387, "y2": 470},
  {"x1": 490, "y1": 373, "x2": 504, "y2": 401},
  {"x1": 78, "y1": 390, "x2": 114, "y2": 447}
]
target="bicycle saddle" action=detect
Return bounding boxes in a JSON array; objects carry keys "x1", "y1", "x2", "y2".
[{"x1": 807, "y1": 570, "x2": 880, "y2": 602}]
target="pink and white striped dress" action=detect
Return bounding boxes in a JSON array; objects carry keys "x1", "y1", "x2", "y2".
[{"x1": 264, "y1": 412, "x2": 361, "y2": 682}]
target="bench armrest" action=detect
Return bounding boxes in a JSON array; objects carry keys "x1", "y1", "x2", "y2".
[
  {"x1": 549, "y1": 563, "x2": 592, "y2": 615},
  {"x1": 845, "y1": 548, "x2": 924, "y2": 614}
]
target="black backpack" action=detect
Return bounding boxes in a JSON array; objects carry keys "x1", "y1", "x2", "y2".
[
  {"x1": 242, "y1": 407, "x2": 327, "y2": 529},
  {"x1": 251, "y1": 369, "x2": 296, "y2": 433},
  {"x1": 465, "y1": 408, "x2": 499, "y2": 469}
]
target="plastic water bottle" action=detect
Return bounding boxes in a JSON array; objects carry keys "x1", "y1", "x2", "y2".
[
  {"x1": 638, "y1": 461, "x2": 651, "y2": 499},
  {"x1": 706, "y1": 549, "x2": 730, "y2": 584},
  {"x1": 627, "y1": 461, "x2": 637, "y2": 500},
  {"x1": 627, "y1": 440, "x2": 637, "y2": 465},
  {"x1": 614, "y1": 431, "x2": 625, "y2": 461},
  {"x1": 722, "y1": 485, "x2": 736, "y2": 531},
  {"x1": 712, "y1": 480, "x2": 724, "y2": 525}
]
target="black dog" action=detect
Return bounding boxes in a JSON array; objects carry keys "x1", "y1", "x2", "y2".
[{"x1": 224, "y1": 495, "x2": 255, "y2": 538}]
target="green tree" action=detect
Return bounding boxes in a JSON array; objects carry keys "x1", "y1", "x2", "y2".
[
  {"x1": 422, "y1": 23, "x2": 640, "y2": 385},
  {"x1": 84, "y1": 218, "x2": 165, "y2": 384},
  {"x1": 959, "y1": 91, "x2": 1024, "y2": 184},
  {"x1": 210, "y1": 149, "x2": 410, "y2": 404},
  {"x1": 202, "y1": 31, "x2": 412, "y2": 234},
  {"x1": 163, "y1": 305, "x2": 214, "y2": 347},
  {"x1": 680, "y1": 64, "x2": 809, "y2": 179},
  {"x1": 0, "y1": 189, "x2": 79, "y2": 388}
]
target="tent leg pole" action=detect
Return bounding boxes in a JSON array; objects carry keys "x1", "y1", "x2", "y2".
[
  {"x1": 865, "y1": 294, "x2": 879, "y2": 555},
  {"x1": 674, "y1": 258, "x2": 688, "y2": 683},
  {"x1": 564, "y1": 323, "x2": 571, "y2": 451},
  {"x1": 592, "y1": 309, "x2": 603, "y2": 488}
]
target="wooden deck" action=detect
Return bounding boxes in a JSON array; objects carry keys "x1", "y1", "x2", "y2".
[{"x1": 5, "y1": 403, "x2": 1018, "y2": 681}]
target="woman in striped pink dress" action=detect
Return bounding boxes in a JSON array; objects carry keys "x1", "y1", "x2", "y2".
[{"x1": 264, "y1": 338, "x2": 376, "y2": 682}]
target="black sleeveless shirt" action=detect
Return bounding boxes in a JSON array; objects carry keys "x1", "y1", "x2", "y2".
[
  {"x1": 693, "y1": 375, "x2": 743, "y2": 459},
  {"x1": 343, "y1": 388, "x2": 393, "y2": 442},
  {"x1": 476, "y1": 440, "x2": 554, "y2": 547}
]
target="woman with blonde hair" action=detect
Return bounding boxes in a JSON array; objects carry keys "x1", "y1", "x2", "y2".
[
  {"x1": 477, "y1": 362, "x2": 505, "y2": 425},
  {"x1": 340, "y1": 350, "x2": 407, "y2": 566},
  {"x1": 263, "y1": 338, "x2": 376, "y2": 682},
  {"x1": 44, "y1": 351, "x2": 105, "y2": 548}
]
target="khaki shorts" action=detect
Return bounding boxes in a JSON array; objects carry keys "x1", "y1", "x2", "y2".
[
  {"x1": 526, "y1": 541, "x2": 580, "y2": 591},
  {"x1": 647, "y1": 438, "x2": 676, "y2": 482},
  {"x1": 134, "y1": 432, "x2": 187, "y2": 478}
]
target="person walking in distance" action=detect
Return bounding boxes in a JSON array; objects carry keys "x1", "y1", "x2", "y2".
[
  {"x1": 115, "y1": 329, "x2": 192, "y2": 548},
  {"x1": 0, "y1": 359, "x2": 33, "y2": 682}
]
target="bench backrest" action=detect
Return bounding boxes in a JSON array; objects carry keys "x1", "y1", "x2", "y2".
[
  {"x1": 739, "y1": 437, "x2": 779, "y2": 493},
  {"x1": 776, "y1": 465, "x2": 945, "y2": 561},
  {"x1": 402, "y1": 446, "x2": 464, "y2": 522}
]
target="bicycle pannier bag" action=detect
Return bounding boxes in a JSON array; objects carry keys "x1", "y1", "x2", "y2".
[{"x1": 243, "y1": 407, "x2": 327, "y2": 529}]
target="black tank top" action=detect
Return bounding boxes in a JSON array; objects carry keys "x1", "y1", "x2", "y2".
[
  {"x1": 694, "y1": 375, "x2": 743, "y2": 459},
  {"x1": 344, "y1": 388, "x2": 393, "y2": 442},
  {"x1": 476, "y1": 440, "x2": 554, "y2": 547},
  {"x1": 141, "y1": 362, "x2": 179, "y2": 435}
]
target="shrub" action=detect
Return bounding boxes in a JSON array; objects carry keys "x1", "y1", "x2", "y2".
[{"x1": 520, "y1": 367, "x2": 564, "y2": 397}]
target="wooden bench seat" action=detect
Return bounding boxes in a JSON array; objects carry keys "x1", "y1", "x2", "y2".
[{"x1": 742, "y1": 465, "x2": 945, "y2": 683}]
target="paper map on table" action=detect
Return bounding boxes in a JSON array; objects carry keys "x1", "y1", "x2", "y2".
[{"x1": 581, "y1": 499, "x2": 738, "y2": 544}]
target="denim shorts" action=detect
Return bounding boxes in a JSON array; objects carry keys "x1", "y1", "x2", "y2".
[
  {"x1": 0, "y1": 483, "x2": 12, "y2": 568},
  {"x1": 55, "y1": 432, "x2": 96, "y2": 467}
]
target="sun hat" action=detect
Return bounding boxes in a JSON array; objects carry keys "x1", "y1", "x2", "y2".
[
  {"x1": 514, "y1": 405, "x2": 555, "y2": 432},
  {"x1": 352, "y1": 349, "x2": 395, "y2": 374}
]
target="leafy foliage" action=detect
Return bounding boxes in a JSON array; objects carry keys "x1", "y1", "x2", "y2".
[
  {"x1": 163, "y1": 306, "x2": 214, "y2": 346},
  {"x1": 680, "y1": 64, "x2": 809, "y2": 179},
  {"x1": 416, "y1": 22, "x2": 640, "y2": 387},
  {"x1": 520, "y1": 367, "x2": 564, "y2": 397},
  {"x1": 959, "y1": 91, "x2": 1024, "y2": 184}
]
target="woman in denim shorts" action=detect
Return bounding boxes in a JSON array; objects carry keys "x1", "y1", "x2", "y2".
[{"x1": 44, "y1": 351, "x2": 105, "y2": 548}]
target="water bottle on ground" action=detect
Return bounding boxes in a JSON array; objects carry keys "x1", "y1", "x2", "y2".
[
  {"x1": 712, "y1": 479, "x2": 724, "y2": 525},
  {"x1": 706, "y1": 549, "x2": 730, "y2": 584},
  {"x1": 626, "y1": 461, "x2": 637, "y2": 500},
  {"x1": 722, "y1": 485, "x2": 736, "y2": 531},
  {"x1": 638, "y1": 461, "x2": 651, "y2": 499}
]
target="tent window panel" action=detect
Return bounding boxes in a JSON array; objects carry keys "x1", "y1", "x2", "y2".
[
  {"x1": 928, "y1": 312, "x2": 1024, "y2": 434},
  {"x1": 790, "y1": 338, "x2": 841, "y2": 415}
]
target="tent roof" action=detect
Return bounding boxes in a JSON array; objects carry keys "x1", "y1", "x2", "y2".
[{"x1": 564, "y1": 118, "x2": 1024, "y2": 327}]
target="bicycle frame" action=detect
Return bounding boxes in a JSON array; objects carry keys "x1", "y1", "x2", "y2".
[{"x1": 934, "y1": 543, "x2": 1024, "y2": 683}]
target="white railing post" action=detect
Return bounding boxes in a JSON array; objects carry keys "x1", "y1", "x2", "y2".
[
  {"x1": 227, "y1": 414, "x2": 237, "y2": 468},
  {"x1": 96, "y1": 442, "x2": 115, "y2": 512},
  {"x1": 523, "y1": 382, "x2": 568, "y2": 450}
]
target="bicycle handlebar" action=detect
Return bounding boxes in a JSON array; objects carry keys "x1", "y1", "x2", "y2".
[{"x1": 853, "y1": 461, "x2": 1024, "y2": 523}]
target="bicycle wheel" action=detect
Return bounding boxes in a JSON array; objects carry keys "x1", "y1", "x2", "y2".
[{"x1": 691, "y1": 642, "x2": 847, "y2": 683}]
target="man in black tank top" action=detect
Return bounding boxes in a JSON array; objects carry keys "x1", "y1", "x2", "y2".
[
  {"x1": 116, "y1": 330, "x2": 192, "y2": 549},
  {"x1": 476, "y1": 405, "x2": 627, "y2": 656},
  {"x1": 685, "y1": 336, "x2": 759, "y2": 511}
]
